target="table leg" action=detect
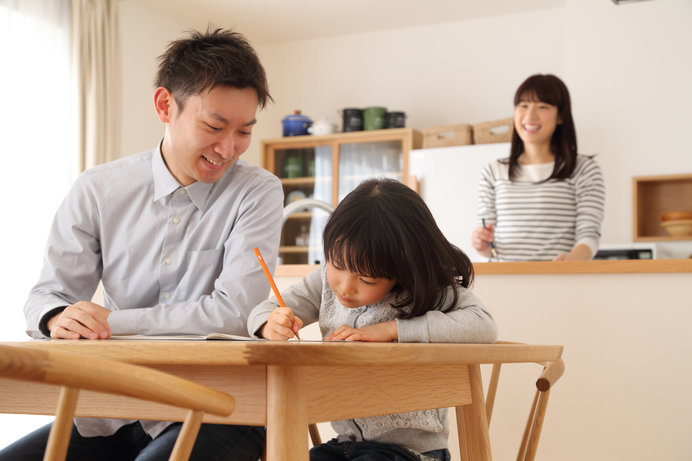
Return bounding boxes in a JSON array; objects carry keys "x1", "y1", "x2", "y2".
[
  {"x1": 266, "y1": 365, "x2": 308, "y2": 461},
  {"x1": 456, "y1": 364, "x2": 492, "y2": 461}
]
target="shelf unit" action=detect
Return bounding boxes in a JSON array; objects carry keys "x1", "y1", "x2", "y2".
[
  {"x1": 633, "y1": 173, "x2": 692, "y2": 241},
  {"x1": 262, "y1": 128, "x2": 422, "y2": 264}
]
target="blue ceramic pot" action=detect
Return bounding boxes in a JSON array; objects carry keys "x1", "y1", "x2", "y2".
[{"x1": 282, "y1": 110, "x2": 312, "y2": 136}]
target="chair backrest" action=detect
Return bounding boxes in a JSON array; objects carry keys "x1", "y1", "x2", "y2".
[
  {"x1": 484, "y1": 342, "x2": 565, "y2": 461},
  {"x1": 0, "y1": 344, "x2": 235, "y2": 461}
]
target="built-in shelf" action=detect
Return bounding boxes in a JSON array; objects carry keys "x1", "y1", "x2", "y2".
[{"x1": 633, "y1": 174, "x2": 692, "y2": 241}]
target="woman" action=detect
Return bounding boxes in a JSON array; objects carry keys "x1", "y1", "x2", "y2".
[{"x1": 471, "y1": 74, "x2": 605, "y2": 261}]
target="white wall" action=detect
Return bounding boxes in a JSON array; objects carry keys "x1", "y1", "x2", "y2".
[{"x1": 117, "y1": 0, "x2": 692, "y2": 251}]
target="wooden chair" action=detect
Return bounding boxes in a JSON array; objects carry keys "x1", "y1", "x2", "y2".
[
  {"x1": 483, "y1": 343, "x2": 565, "y2": 461},
  {"x1": 0, "y1": 344, "x2": 235, "y2": 461}
]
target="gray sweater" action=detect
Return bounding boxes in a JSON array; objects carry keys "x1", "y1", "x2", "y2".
[{"x1": 247, "y1": 264, "x2": 498, "y2": 454}]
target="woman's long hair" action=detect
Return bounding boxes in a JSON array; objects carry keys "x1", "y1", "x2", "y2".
[{"x1": 507, "y1": 74, "x2": 578, "y2": 181}]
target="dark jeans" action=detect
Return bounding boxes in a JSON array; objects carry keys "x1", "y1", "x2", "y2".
[
  {"x1": 0, "y1": 420, "x2": 265, "y2": 461},
  {"x1": 309, "y1": 439, "x2": 451, "y2": 461}
]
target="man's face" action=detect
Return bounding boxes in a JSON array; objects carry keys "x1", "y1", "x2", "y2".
[{"x1": 156, "y1": 85, "x2": 258, "y2": 186}]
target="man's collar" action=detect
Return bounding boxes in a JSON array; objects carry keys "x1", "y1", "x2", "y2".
[{"x1": 152, "y1": 143, "x2": 213, "y2": 210}]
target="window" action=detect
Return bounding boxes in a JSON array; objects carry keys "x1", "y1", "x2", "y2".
[{"x1": 0, "y1": 0, "x2": 75, "y2": 339}]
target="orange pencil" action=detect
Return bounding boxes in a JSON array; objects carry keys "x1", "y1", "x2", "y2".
[{"x1": 253, "y1": 247, "x2": 300, "y2": 340}]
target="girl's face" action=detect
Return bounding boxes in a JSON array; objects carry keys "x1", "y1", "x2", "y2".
[
  {"x1": 514, "y1": 95, "x2": 561, "y2": 147},
  {"x1": 326, "y1": 262, "x2": 396, "y2": 309}
]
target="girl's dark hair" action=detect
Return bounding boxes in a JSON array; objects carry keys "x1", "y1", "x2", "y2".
[
  {"x1": 155, "y1": 27, "x2": 272, "y2": 111},
  {"x1": 507, "y1": 74, "x2": 577, "y2": 181},
  {"x1": 323, "y1": 178, "x2": 474, "y2": 319}
]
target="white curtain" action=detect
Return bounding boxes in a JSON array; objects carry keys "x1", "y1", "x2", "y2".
[
  {"x1": 0, "y1": 0, "x2": 72, "y2": 448},
  {"x1": 71, "y1": 0, "x2": 121, "y2": 170}
]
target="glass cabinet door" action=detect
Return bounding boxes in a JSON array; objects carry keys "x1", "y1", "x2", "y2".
[
  {"x1": 337, "y1": 140, "x2": 403, "y2": 201},
  {"x1": 275, "y1": 146, "x2": 332, "y2": 265}
]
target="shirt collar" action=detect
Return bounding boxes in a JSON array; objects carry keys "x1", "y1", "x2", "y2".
[{"x1": 152, "y1": 142, "x2": 214, "y2": 211}]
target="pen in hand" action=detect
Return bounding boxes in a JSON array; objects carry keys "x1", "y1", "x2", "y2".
[
  {"x1": 253, "y1": 247, "x2": 301, "y2": 340},
  {"x1": 482, "y1": 218, "x2": 498, "y2": 260}
]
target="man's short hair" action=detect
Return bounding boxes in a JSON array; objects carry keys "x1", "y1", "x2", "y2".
[{"x1": 155, "y1": 27, "x2": 272, "y2": 110}]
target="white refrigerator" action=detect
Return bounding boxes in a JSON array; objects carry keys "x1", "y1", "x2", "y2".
[{"x1": 410, "y1": 143, "x2": 511, "y2": 263}]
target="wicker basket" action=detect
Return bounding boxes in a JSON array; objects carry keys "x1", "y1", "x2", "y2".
[
  {"x1": 473, "y1": 118, "x2": 513, "y2": 144},
  {"x1": 422, "y1": 124, "x2": 473, "y2": 148}
]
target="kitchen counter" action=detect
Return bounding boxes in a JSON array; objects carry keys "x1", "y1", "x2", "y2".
[{"x1": 275, "y1": 258, "x2": 692, "y2": 278}]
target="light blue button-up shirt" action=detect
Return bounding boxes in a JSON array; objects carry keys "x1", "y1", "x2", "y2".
[
  {"x1": 24, "y1": 145, "x2": 283, "y2": 338},
  {"x1": 23, "y1": 145, "x2": 283, "y2": 437}
]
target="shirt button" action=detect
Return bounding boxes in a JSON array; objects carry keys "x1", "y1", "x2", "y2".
[
  {"x1": 163, "y1": 293, "x2": 170, "y2": 299},
  {"x1": 165, "y1": 257, "x2": 172, "y2": 265},
  {"x1": 172, "y1": 217, "x2": 180, "y2": 224},
  {"x1": 178, "y1": 189, "x2": 186, "y2": 195}
]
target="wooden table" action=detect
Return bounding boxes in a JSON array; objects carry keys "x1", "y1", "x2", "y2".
[{"x1": 0, "y1": 340, "x2": 562, "y2": 461}]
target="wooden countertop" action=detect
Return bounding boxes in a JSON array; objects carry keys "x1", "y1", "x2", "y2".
[{"x1": 275, "y1": 259, "x2": 692, "y2": 278}]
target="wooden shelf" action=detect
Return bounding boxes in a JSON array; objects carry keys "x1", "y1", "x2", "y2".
[
  {"x1": 633, "y1": 174, "x2": 692, "y2": 241},
  {"x1": 279, "y1": 246, "x2": 309, "y2": 254},
  {"x1": 265, "y1": 128, "x2": 422, "y2": 265}
]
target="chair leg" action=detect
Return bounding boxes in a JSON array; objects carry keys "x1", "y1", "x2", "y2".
[
  {"x1": 44, "y1": 387, "x2": 79, "y2": 461},
  {"x1": 308, "y1": 423, "x2": 322, "y2": 447},
  {"x1": 516, "y1": 389, "x2": 539, "y2": 461},
  {"x1": 169, "y1": 409, "x2": 204, "y2": 461},
  {"x1": 523, "y1": 389, "x2": 550, "y2": 461},
  {"x1": 485, "y1": 364, "x2": 501, "y2": 425}
]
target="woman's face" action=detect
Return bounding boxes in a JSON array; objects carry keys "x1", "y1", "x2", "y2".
[{"x1": 513, "y1": 95, "x2": 561, "y2": 147}]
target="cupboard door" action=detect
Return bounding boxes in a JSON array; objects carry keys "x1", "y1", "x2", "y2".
[
  {"x1": 274, "y1": 146, "x2": 333, "y2": 264},
  {"x1": 337, "y1": 140, "x2": 403, "y2": 201}
]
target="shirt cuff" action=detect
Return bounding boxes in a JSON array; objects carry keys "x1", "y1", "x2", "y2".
[
  {"x1": 39, "y1": 306, "x2": 67, "y2": 337},
  {"x1": 576, "y1": 237, "x2": 599, "y2": 258},
  {"x1": 396, "y1": 316, "x2": 430, "y2": 343},
  {"x1": 107, "y1": 309, "x2": 141, "y2": 335}
]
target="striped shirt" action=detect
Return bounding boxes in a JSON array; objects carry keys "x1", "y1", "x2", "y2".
[{"x1": 477, "y1": 155, "x2": 605, "y2": 261}]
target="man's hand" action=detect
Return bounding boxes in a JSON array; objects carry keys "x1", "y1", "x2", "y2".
[
  {"x1": 324, "y1": 321, "x2": 398, "y2": 342},
  {"x1": 260, "y1": 306, "x2": 303, "y2": 340},
  {"x1": 47, "y1": 301, "x2": 112, "y2": 340}
]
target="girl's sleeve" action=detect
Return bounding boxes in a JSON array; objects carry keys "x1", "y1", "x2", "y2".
[
  {"x1": 246, "y1": 266, "x2": 323, "y2": 338},
  {"x1": 396, "y1": 287, "x2": 499, "y2": 343}
]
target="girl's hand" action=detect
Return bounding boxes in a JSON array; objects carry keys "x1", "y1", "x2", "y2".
[
  {"x1": 260, "y1": 306, "x2": 304, "y2": 340},
  {"x1": 471, "y1": 224, "x2": 494, "y2": 253},
  {"x1": 324, "y1": 321, "x2": 398, "y2": 342}
]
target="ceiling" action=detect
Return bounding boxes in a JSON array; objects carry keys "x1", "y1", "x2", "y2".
[{"x1": 135, "y1": 0, "x2": 565, "y2": 44}]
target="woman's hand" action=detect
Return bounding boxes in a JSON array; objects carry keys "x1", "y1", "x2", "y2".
[
  {"x1": 471, "y1": 223, "x2": 494, "y2": 255},
  {"x1": 260, "y1": 306, "x2": 304, "y2": 340},
  {"x1": 553, "y1": 243, "x2": 593, "y2": 261},
  {"x1": 324, "y1": 321, "x2": 398, "y2": 342}
]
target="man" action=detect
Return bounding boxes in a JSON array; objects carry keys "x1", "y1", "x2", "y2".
[{"x1": 1, "y1": 28, "x2": 282, "y2": 460}]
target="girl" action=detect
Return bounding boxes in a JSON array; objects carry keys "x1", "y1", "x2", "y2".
[
  {"x1": 248, "y1": 178, "x2": 498, "y2": 461},
  {"x1": 471, "y1": 74, "x2": 606, "y2": 261}
]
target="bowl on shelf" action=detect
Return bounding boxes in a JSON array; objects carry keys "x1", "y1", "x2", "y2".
[
  {"x1": 661, "y1": 211, "x2": 692, "y2": 222},
  {"x1": 661, "y1": 219, "x2": 692, "y2": 237}
]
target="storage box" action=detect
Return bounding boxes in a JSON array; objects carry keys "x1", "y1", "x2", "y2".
[
  {"x1": 473, "y1": 118, "x2": 513, "y2": 144},
  {"x1": 422, "y1": 124, "x2": 473, "y2": 148}
]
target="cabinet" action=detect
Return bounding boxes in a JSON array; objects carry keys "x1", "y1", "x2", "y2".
[
  {"x1": 633, "y1": 174, "x2": 692, "y2": 241},
  {"x1": 262, "y1": 128, "x2": 422, "y2": 264}
]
